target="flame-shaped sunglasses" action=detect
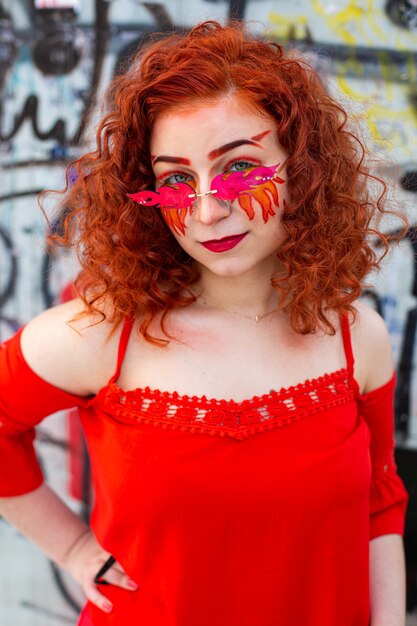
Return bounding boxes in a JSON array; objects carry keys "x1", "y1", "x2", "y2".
[{"x1": 127, "y1": 162, "x2": 286, "y2": 211}]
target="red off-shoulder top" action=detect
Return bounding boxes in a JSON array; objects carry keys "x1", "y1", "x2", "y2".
[{"x1": 0, "y1": 314, "x2": 409, "y2": 626}]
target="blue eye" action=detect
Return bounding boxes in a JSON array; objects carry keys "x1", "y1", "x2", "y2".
[
  {"x1": 161, "y1": 173, "x2": 193, "y2": 186},
  {"x1": 227, "y1": 160, "x2": 256, "y2": 173}
]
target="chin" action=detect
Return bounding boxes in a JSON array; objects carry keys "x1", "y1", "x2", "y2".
[{"x1": 199, "y1": 257, "x2": 258, "y2": 277}]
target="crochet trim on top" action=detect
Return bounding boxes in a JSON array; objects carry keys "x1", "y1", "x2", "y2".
[{"x1": 103, "y1": 367, "x2": 355, "y2": 440}]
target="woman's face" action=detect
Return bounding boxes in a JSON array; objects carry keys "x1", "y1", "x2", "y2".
[{"x1": 149, "y1": 96, "x2": 289, "y2": 278}]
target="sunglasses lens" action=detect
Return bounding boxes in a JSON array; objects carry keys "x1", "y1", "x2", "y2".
[{"x1": 190, "y1": 194, "x2": 231, "y2": 213}]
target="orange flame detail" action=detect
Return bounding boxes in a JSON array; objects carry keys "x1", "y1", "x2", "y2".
[
  {"x1": 161, "y1": 176, "x2": 285, "y2": 235},
  {"x1": 237, "y1": 177, "x2": 284, "y2": 223},
  {"x1": 160, "y1": 181, "x2": 196, "y2": 235},
  {"x1": 161, "y1": 206, "x2": 189, "y2": 236}
]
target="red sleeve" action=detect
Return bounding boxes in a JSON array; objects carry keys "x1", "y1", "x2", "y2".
[
  {"x1": 0, "y1": 327, "x2": 90, "y2": 496},
  {"x1": 358, "y1": 373, "x2": 409, "y2": 540}
]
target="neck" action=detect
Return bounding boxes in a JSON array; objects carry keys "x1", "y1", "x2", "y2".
[{"x1": 192, "y1": 258, "x2": 281, "y2": 316}]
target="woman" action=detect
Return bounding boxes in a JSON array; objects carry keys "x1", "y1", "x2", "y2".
[{"x1": 0, "y1": 20, "x2": 409, "y2": 626}]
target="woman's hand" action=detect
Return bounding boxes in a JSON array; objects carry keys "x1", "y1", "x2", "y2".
[
  {"x1": 62, "y1": 529, "x2": 139, "y2": 613},
  {"x1": 370, "y1": 534, "x2": 407, "y2": 626}
]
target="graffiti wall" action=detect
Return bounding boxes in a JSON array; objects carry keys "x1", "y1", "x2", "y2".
[
  {"x1": 1, "y1": 0, "x2": 417, "y2": 621},
  {"x1": 0, "y1": 0, "x2": 417, "y2": 428},
  {"x1": 2, "y1": 0, "x2": 417, "y2": 434}
]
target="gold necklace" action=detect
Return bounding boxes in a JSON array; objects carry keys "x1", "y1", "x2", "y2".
[{"x1": 199, "y1": 296, "x2": 278, "y2": 323}]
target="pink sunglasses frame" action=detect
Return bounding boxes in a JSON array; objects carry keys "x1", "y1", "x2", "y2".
[{"x1": 127, "y1": 162, "x2": 286, "y2": 211}]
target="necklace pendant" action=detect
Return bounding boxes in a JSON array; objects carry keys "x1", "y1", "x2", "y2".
[{"x1": 255, "y1": 315, "x2": 260, "y2": 323}]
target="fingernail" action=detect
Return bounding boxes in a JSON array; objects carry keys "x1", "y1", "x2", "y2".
[
  {"x1": 103, "y1": 601, "x2": 113, "y2": 613},
  {"x1": 127, "y1": 580, "x2": 139, "y2": 590}
]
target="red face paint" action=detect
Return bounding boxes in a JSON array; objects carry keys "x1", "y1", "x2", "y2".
[
  {"x1": 250, "y1": 130, "x2": 271, "y2": 142},
  {"x1": 207, "y1": 139, "x2": 260, "y2": 161},
  {"x1": 152, "y1": 155, "x2": 192, "y2": 166}
]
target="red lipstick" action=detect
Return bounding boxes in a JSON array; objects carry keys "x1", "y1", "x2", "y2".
[{"x1": 200, "y1": 233, "x2": 248, "y2": 252}]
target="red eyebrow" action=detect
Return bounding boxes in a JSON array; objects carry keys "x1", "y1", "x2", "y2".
[
  {"x1": 208, "y1": 139, "x2": 262, "y2": 161},
  {"x1": 251, "y1": 130, "x2": 271, "y2": 141},
  {"x1": 152, "y1": 155, "x2": 191, "y2": 166}
]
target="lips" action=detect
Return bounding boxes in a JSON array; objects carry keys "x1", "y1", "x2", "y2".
[
  {"x1": 201, "y1": 233, "x2": 246, "y2": 244},
  {"x1": 200, "y1": 232, "x2": 248, "y2": 253}
]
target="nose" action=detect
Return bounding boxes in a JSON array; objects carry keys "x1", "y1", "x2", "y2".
[{"x1": 192, "y1": 190, "x2": 231, "y2": 225}]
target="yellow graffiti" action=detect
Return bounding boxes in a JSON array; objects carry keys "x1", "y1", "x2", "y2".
[
  {"x1": 337, "y1": 77, "x2": 415, "y2": 151},
  {"x1": 266, "y1": 13, "x2": 310, "y2": 41},
  {"x1": 311, "y1": 0, "x2": 386, "y2": 45},
  {"x1": 268, "y1": 0, "x2": 417, "y2": 49},
  {"x1": 266, "y1": 2, "x2": 417, "y2": 160}
]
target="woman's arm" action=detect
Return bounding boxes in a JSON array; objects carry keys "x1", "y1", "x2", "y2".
[
  {"x1": 0, "y1": 301, "x2": 137, "y2": 612},
  {"x1": 370, "y1": 534, "x2": 407, "y2": 626},
  {"x1": 352, "y1": 303, "x2": 409, "y2": 626},
  {"x1": 0, "y1": 484, "x2": 138, "y2": 613},
  {"x1": 0, "y1": 483, "x2": 89, "y2": 569}
]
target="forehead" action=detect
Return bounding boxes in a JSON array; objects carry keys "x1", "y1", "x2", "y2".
[{"x1": 150, "y1": 97, "x2": 276, "y2": 154}]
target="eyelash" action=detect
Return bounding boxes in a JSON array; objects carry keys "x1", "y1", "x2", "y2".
[
  {"x1": 157, "y1": 159, "x2": 259, "y2": 187},
  {"x1": 226, "y1": 159, "x2": 258, "y2": 173},
  {"x1": 158, "y1": 172, "x2": 193, "y2": 186}
]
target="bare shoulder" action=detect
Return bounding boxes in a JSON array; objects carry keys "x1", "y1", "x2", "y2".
[
  {"x1": 20, "y1": 298, "x2": 123, "y2": 396},
  {"x1": 349, "y1": 300, "x2": 394, "y2": 394}
]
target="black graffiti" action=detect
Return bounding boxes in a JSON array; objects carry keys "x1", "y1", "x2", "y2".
[
  {"x1": 40, "y1": 214, "x2": 67, "y2": 309},
  {"x1": 1, "y1": 1, "x2": 417, "y2": 616},
  {"x1": 0, "y1": 0, "x2": 111, "y2": 147},
  {"x1": 2, "y1": 0, "x2": 416, "y2": 154},
  {"x1": 19, "y1": 600, "x2": 75, "y2": 623},
  {"x1": 361, "y1": 288, "x2": 384, "y2": 316},
  {"x1": 388, "y1": 226, "x2": 417, "y2": 438},
  {"x1": 0, "y1": 224, "x2": 18, "y2": 310},
  {"x1": 396, "y1": 308, "x2": 417, "y2": 437},
  {"x1": 141, "y1": 2, "x2": 175, "y2": 30},
  {"x1": 72, "y1": 0, "x2": 111, "y2": 146},
  {"x1": 0, "y1": 188, "x2": 44, "y2": 204},
  {"x1": 0, "y1": 94, "x2": 66, "y2": 144},
  {"x1": 0, "y1": 315, "x2": 21, "y2": 344}
]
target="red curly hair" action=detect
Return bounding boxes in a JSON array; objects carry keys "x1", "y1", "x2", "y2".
[{"x1": 47, "y1": 20, "x2": 406, "y2": 346}]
